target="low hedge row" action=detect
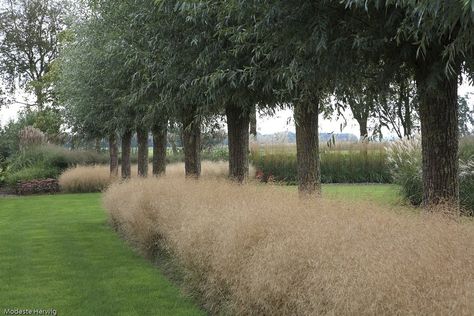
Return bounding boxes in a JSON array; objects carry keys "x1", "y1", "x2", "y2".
[{"x1": 251, "y1": 149, "x2": 391, "y2": 184}]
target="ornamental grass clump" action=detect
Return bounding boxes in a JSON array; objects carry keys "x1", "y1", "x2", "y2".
[
  {"x1": 59, "y1": 161, "x2": 255, "y2": 193},
  {"x1": 387, "y1": 137, "x2": 474, "y2": 214},
  {"x1": 59, "y1": 165, "x2": 114, "y2": 193},
  {"x1": 104, "y1": 177, "x2": 474, "y2": 316},
  {"x1": 386, "y1": 137, "x2": 423, "y2": 205}
]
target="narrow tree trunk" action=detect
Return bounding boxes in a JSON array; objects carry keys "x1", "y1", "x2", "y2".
[
  {"x1": 137, "y1": 128, "x2": 149, "y2": 177},
  {"x1": 34, "y1": 86, "x2": 44, "y2": 111},
  {"x1": 152, "y1": 124, "x2": 167, "y2": 176},
  {"x1": 95, "y1": 138, "x2": 101, "y2": 153},
  {"x1": 294, "y1": 98, "x2": 321, "y2": 195},
  {"x1": 109, "y1": 134, "x2": 119, "y2": 178},
  {"x1": 358, "y1": 120, "x2": 368, "y2": 141},
  {"x1": 415, "y1": 60, "x2": 459, "y2": 207},
  {"x1": 121, "y1": 130, "x2": 132, "y2": 179},
  {"x1": 226, "y1": 105, "x2": 250, "y2": 182},
  {"x1": 182, "y1": 108, "x2": 201, "y2": 178},
  {"x1": 403, "y1": 93, "x2": 412, "y2": 138},
  {"x1": 70, "y1": 136, "x2": 75, "y2": 150}
]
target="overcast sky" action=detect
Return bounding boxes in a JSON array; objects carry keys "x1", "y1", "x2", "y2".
[{"x1": 1, "y1": 82, "x2": 473, "y2": 137}]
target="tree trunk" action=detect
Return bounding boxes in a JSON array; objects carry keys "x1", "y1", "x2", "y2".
[
  {"x1": 226, "y1": 105, "x2": 250, "y2": 182},
  {"x1": 34, "y1": 86, "x2": 45, "y2": 111},
  {"x1": 415, "y1": 60, "x2": 459, "y2": 207},
  {"x1": 152, "y1": 124, "x2": 167, "y2": 176},
  {"x1": 182, "y1": 108, "x2": 201, "y2": 178},
  {"x1": 137, "y1": 128, "x2": 149, "y2": 177},
  {"x1": 95, "y1": 138, "x2": 101, "y2": 153},
  {"x1": 109, "y1": 134, "x2": 119, "y2": 178},
  {"x1": 250, "y1": 106, "x2": 257, "y2": 137},
  {"x1": 121, "y1": 130, "x2": 132, "y2": 179},
  {"x1": 403, "y1": 92, "x2": 412, "y2": 138},
  {"x1": 358, "y1": 119, "x2": 368, "y2": 141},
  {"x1": 294, "y1": 98, "x2": 321, "y2": 196}
]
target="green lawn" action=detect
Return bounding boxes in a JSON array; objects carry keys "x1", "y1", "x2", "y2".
[
  {"x1": 0, "y1": 194, "x2": 204, "y2": 316},
  {"x1": 323, "y1": 183, "x2": 400, "y2": 205}
]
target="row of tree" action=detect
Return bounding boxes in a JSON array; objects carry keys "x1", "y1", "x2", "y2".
[{"x1": 1, "y1": 0, "x2": 474, "y2": 208}]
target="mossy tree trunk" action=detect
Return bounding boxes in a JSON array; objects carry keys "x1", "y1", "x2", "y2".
[
  {"x1": 226, "y1": 105, "x2": 250, "y2": 183},
  {"x1": 152, "y1": 124, "x2": 167, "y2": 176},
  {"x1": 415, "y1": 54, "x2": 459, "y2": 207},
  {"x1": 182, "y1": 107, "x2": 201, "y2": 178},
  {"x1": 108, "y1": 133, "x2": 119, "y2": 178},
  {"x1": 121, "y1": 130, "x2": 132, "y2": 179},
  {"x1": 294, "y1": 98, "x2": 321, "y2": 196},
  {"x1": 137, "y1": 127, "x2": 149, "y2": 177}
]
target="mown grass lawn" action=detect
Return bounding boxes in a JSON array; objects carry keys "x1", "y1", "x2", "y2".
[
  {"x1": 323, "y1": 183, "x2": 400, "y2": 205},
  {"x1": 0, "y1": 193, "x2": 204, "y2": 316}
]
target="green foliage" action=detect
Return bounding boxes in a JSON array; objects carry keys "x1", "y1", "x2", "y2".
[
  {"x1": 8, "y1": 145, "x2": 106, "y2": 171},
  {"x1": 165, "y1": 147, "x2": 229, "y2": 164},
  {"x1": 458, "y1": 93, "x2": 474, "y2": 137},
  {"x1": 5, "y1": 165, "x2": 59, "y2": 186},
  {"x1": 3, "y1": 145, "x2": 108, "y2": 187},
  {"x1": 460, "y1": 160, "x2": 474, "y2": 216},
  {"x1": 0, "y1": 109, "x2": 64, "y2": 162},
  {"x1": 250, "y1": 148, "x2": 391, "y2": 184},
  {"x1": 460, "y1": 136, "x2": 474, "y2": 160},
  {"x1": 321, "y1": 151, "x2": 390, "y2": 183},
  {"x1": 0, "y1": 0, "x2": 68, "y2": 109},
  {"x1": 0, "y1": 157, "x2": 8, "y2": 186}
]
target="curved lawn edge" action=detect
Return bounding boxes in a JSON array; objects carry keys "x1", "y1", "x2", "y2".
[{"x1": 0, "y1": 193, "x2": 204, "y2": 316}]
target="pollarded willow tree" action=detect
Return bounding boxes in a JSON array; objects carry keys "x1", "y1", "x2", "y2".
[
  {"x1": 177, "y1": 0, "x2": 280, "y2": 183},
  {"x1": 342, "y1": 0, "x2": 474, "y2": 206},
  {"x1": 62, "y1": 0, "x2": 171, "y2": 179},
  {"x1": 212, "y1": 0, "x2": 359, "y2": 194},
  {"x1": 59, "y1": 20, "x2": 123, "y2": 177},
  {"x1": 156, "y1": 0, "x2": 217, "y2": 178}
]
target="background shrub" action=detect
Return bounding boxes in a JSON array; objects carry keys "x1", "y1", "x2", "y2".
[
  {"x1": 164, "y1": 147, "x2": 229, "y2": 164},
  {"x1": 5, "y1": 165, "x2": 59, "y2": 186},
  {"x1": 3, "y1": 144, "x2": 108, "y2": 187}
]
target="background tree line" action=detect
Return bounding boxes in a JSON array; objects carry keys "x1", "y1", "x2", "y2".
[{"x1": 1, "y1": 0, "x2": 474, "y2": 208}]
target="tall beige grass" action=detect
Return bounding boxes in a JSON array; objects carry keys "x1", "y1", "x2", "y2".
[
  {"x1": 59, "y1": 161, "x2": 255, "y2": 193},
  {"x1": 59, "y1": 165, "x2": 114, "y2": 193},
  {"x1": 103, "y1": 178, "x2": 474, "y2": 315}
]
